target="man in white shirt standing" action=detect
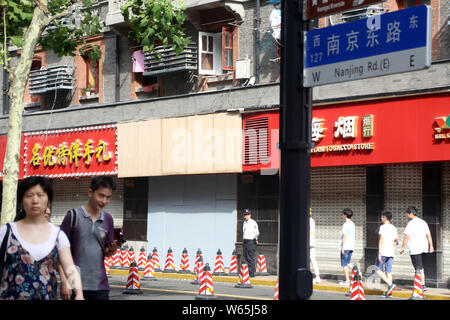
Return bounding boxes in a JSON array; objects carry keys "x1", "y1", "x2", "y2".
[
  {"x1": 242, "y1": 209, "x2": 260, "y2": 278},
  {"x1": 400, "y1": 206, "x2": 434, "y2": 291},
  {"x1": 339, "y1": 208, "x2": 355, "y2": 286},
  {"x1": 310, "y1": 208, "x2": 321, "y2": 284},
  {"x1": 375, "y1": 211, "x2": 398, "y2": 297}
]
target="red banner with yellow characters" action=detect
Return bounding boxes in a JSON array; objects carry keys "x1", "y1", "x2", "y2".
[{"x1": 23, "y1": 124, "x2": 117, "y2": 178}]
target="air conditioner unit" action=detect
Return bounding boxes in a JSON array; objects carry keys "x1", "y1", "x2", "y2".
[{"x1": 235, "y1": 58, "x2": 252, "y2": 79}]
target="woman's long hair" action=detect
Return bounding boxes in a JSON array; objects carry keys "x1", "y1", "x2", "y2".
[{"x1": 15, "y1": 176, "x2": 53, "y2": 222}]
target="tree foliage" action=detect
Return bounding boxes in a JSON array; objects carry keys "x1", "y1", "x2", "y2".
[{"x1": 121, "y1": 0, "x2": 191, "y2": 55}]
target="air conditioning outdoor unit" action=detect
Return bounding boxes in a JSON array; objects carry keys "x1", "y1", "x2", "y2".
[{"x1": 235, "y1": 58, "x2": 252, "y2": 79}]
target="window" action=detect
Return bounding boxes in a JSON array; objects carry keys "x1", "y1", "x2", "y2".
[
  {"x1": 82, "y1": 50, "x2": 99, "y2": 94},
  {"x1": 199, "y1": 28, "x2": 234, "y2": 75}
]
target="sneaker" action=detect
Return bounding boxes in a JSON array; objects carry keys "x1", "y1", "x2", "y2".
[
  {"x1": 313, "y1": 277, "x2": 321, "y2": 284},
  {"x1": 384, "y1": 284, "x2": 397, "y2": 297},
  {"x1": 338, "y1": 281, "x2": 350, "y2": 286}
]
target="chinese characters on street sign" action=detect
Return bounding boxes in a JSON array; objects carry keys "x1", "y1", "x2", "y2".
[
  {"x1": 304, "y1": 5, "x2": 432, "y2": 87},
  {"x1": 304, "y1": 0, "x2": 385, "y2": 20}
]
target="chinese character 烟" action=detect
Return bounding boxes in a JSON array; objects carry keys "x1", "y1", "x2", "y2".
[
  {"x1": 311, "y1": 118, "x2": 325, "y2": 142},
  {"x1": 334, "y1": 116, "x2": 358, "y2": 139}
]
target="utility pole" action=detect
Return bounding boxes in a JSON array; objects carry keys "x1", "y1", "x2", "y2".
[{"x1": 279, "y1": 0, "x2": 313, "y2": 299}]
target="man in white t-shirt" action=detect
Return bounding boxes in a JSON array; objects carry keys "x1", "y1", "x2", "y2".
[
  {"x1": 310, "y1": 208, "x2": 320, "y2": 284},
  {"x1": 400, "y1": 206, "x2": 434, "y2": 291},
  {"x1": 375, "y1": 211, "x2": 398, "y2": 297},
  {"x1": 339, "y1": 208, "x2": 355, "y2": 286}
]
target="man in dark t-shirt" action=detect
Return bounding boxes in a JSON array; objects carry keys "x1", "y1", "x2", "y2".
[{"x1": 60, "y1": 176, "x2": 119, "y2": 300}]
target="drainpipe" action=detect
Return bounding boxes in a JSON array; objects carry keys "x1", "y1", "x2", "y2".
[
  {"x1": 254, "y1": 0, "x2": 260, "y2": 84},
  {"x1": 115, "y1": 34, "x2": 120, "y2": 102}
]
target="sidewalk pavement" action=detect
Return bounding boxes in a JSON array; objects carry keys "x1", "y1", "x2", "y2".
[{"x1": 109, "y1": 268, "x2": 450, "y2": 300}]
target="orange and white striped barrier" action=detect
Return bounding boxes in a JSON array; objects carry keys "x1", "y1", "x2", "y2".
[
  {"x1": 138, "y1": 247, "x2": 147, "y2": 270},
  {"x1": 256, "y1": 252, "x2": 269, "y2": 276},
  {"x1": 274, "y1": 279, "x2": 279, "y2": 300},
  {"x1": 123, "y1": 262, "x2": 143, "y2": 294},
  {"x1": 128, "y1": 247, "x2": 135, "y2": 265},
  {"x1": 350, "y1": 273, "x2": 366, "y2": 300},
  {"x1": 142, "y1": 255, "x2": 157, "y2": 281},
  {"x1": 163, "y1": 247, "x2": 176, "y2": 273},
  {"x1": 196, "y1": 263, "x2": 216, "y2": 300},
  {"x1": 104, "y1": 256, "x2": 111, "y2": 277},
  {"x1": 179, "y1": 248, "x2": 191, "y2": 274},
  {"x1": 213, "y1": 249, "x2": 225, "y2": 276},
  {"x1": 120, "y1": 246, "x2": 128, "y2": 269},
  {"x1": 111, "y1": 249, "x2": 120, "y2": 268},
  {"x1": 410, "y1": 271, "x2": 425, "y2": 300},
  {"x1": 152, "y1": 247, "x2": 161, "y2": 272},
  {"x1": 346, "y1": 264, "x2": 358, "y2": 297},
  {"x1": 235, "y1": 263, "x2": 253, "y2": 288},
  {"x1": 123, "y1": 247, "x2": 131, "y2": 268},
  {"x1": 191, "y1": 256, "x2": 204, "y2": 285},
  {"x1": 227, "y1": 250, "x2": 238, "y2": 276}
]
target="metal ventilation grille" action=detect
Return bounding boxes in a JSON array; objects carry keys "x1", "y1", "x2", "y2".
[{"x1": 243, "y1": 117, "x2": 269, "y2": 165}]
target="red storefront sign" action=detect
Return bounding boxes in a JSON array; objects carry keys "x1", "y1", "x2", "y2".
[
  {"x1": 311, "y1": 93, "x2": 450, "y2": 167},
  {"x1": 304, "y1": 0, "x2": 384, "y2": 20},
  {"x1": 242, "y1": 93, "x2": 450, "y2": 171},
  {"x1": 23, "y1": 124, "x2": 117, "y2": 178}
]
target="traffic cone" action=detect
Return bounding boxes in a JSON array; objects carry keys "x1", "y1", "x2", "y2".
[
  {"x1": 409, "y1": 271, "x2": 425, "y2": 300},
  {"x1": 123, "y1": 247, "x2": 131, "y2": 268},
  {"x1": 350, "y1": 272, "x2": 366, "y2": 300},
  {"x1": 111, "y1": 248, "x2": 120, "y2": 269},
  {"x1": 138, "y1": 247, "x2": 147, "y2": 270},
  {"x1": 196, "y1": 263, "x2": 217, "y2": 300},
  {"x1": 346, "y1": 264, "x2": 358, "y2": 296},
  {"x1": 191, "y1": 256, "x2": 204, "y2": 285},
  {"x1": 235, "y1": 263, "x2": 253, "y2": 288},
  {"x1": 120, "y1": 244, "x2": 129, "y2": 269},
  {"x1": 128, "y1": 247, "x2": 135, "y2": 265},
  {"x1": 212, "y1": 249, "x2": 225, "y2": 276},
  {"x1": 142, "y1": 255, "x2": 157, "y2": 281},
  {"x1": 227, "y1": 250, "x2": 238, "y2": 276},
  {"x1": 163, "y1": 247, "x2": 176, "y2": 273},
  {"x1": 104, "y1": 256, "x2": 111, "y2": 277},
  {"x1": 152, "y1": 247, "x2": 161, "y2": 272},
  {"x1": 122, "y1": 262, "x2": 143, "y2": 294},
  {"x1": 256, "y1": 252, "x2": 269, "y2": 276},
  {"x1": 274, "y1": 279, "x2": 279, "y2": 300},
  {"x1": 179, "y1": 248, "x2": 191, "y2": 274}
]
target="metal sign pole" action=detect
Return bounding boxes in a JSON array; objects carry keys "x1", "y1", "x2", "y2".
[{"x1": 279, "y1": 0, "x2": 313, "y2": 299}]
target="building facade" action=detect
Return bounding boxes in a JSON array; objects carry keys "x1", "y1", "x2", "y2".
[{"x1": 0, "y1": 0, "x2": 449, "y2": 287}]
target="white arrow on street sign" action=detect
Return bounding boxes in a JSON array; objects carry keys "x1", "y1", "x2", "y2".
[{"x1": 303, "y1": 5, "x2": 432, "y2": 87}]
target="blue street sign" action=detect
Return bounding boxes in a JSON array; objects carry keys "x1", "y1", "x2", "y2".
[{"x1": 304, "y1": 5, "x2": 432, "y2": 87}]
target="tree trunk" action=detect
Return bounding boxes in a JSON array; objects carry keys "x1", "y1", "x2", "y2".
[{"x1": 0, "y1": 6, "x2": 50, "y2": 224}]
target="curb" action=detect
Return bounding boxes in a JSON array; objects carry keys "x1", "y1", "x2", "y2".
[{"x1": 109, "y1": 269, "x2": 450, "y2": 300}]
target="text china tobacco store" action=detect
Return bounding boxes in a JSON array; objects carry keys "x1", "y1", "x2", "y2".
[{"x1": 243, "y1": 92, "x2": 450, "y2": 287}]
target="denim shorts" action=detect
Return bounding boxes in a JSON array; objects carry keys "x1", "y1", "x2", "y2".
[
  {"x1": 375, "y1": 256, "x2": 394, "y2": 273},
  {"x1": 340, "y1": 250, "x2": 353, "y2": 267}
]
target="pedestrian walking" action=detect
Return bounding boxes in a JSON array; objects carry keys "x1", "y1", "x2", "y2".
[
  {"x1": 310, "y1": 208, "x2": 321, "y2": 284},
  {"x1": 60, "y1": 176, "x2": 119, "y2": 300},
  {"x1": 375, "y1": 211, "x2": 398, "y2": 297},
  {"x1": 339, "y1": 208, "x2": 355, "y2": 286},
  {"x1": 0, "y1": 176, "x2": 83, "y2": 300},
  {"x1": 242, "y1": 209, "x2": 259, "y2": 278},
  {"x1": 399, "y1": 206, "x2": 434, "y2": 291}
]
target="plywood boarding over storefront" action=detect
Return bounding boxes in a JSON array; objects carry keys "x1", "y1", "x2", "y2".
[{"x1": 117, "y1": 113, "x2": 242, "y2": 177}]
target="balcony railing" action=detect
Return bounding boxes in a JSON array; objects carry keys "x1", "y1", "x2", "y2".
[
  {"x1": 143, "y1": 43, "x2": 198, "y2": 77},
  {"x1": 28, "y1": 65, "x2": 75, "y2": 95}
]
